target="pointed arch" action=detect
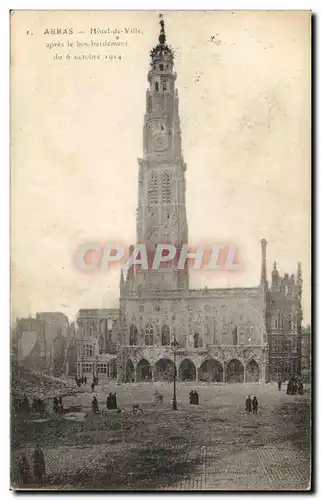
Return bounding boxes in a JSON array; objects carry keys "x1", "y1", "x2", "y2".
[
  {"x1": 178, "y1": 358, "x2": 196, "y2": 381},
  {"x1": 154, "y1": 358, "x2": 176, "y2": 381},
  {"x1": 226, "y1": 358, "x2": 244, "y2": 383},
  {"x1": 199, "y1": 358, "x2": 223, "y2": 382},
  {"x1": 136, "y1": 358, "x2": 152, "y2": 382},
  {"x1": 245, "y1": 358, "x2": 260, "y2": 382}
]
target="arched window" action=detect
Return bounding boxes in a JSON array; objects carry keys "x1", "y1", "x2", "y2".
[
  {"x1": 145, "y1": 324, "x2": 154, "y2": 346},
  {"x1": 129, "y1": 324, "x2": 138, "y2": 346},
  {"x1": 162, "y1": 172, "x2": 171, "y2": 204},
  {"x1": 148, "y1": 172, "x2": 159, "y2": 205},
  {"x1": 161, "y1": 325, "x2": 170, "y2": 346}
]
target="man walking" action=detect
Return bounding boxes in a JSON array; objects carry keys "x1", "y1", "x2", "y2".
[
  {"x1": 252, "y1": 396, "x2": 259, "y2": 414},
  {"x1": 245, "y1": 395, "x2": 252, "y2": 414}
]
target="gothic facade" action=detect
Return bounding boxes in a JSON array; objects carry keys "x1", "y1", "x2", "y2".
[{"x1": 76, "y1": 19, "x2": 303, "y2": 383}]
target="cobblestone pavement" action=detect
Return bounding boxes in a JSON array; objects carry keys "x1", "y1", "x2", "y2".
[
  {"x1": 164, "y1": 443, "x2": 310, "y2": 490},
  {"x1": 12, "y1": 382, "x2": 311, "y2": 491}
]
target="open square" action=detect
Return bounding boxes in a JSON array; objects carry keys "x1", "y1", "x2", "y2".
[{"x1": 11, "y1": 381, "x2": 311, "y2": 491}]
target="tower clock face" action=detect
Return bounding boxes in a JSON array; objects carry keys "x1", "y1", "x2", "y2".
[{"x1": 153, "y1": 134, "x2": 168, "y2": 151}]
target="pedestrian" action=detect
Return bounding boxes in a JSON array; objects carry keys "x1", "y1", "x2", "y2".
[
  {"x1": 91, "y1": 382, "x2": 95, "y2": 392},
  {"x1": 252, "y1": 396, "x2": 259, "y2": 414},
  {"x1": 286, "y1": 379, "x2": 292, "y2": 395},
  {"x1": 18, "y1": 453, "x2": 31, "y2": 485},
  {"x1": 92, "y1": 395, "x2": 99, "y2": 413},
  {"x1": 292, "y1": 380, "x2": 298, "y2": 395},
  {"x1": 245, "y1": 395, "x2": 252, "y2": 414},
  {"x1": 53, "y1": 397, "x2": 59, "y2": 414},
  {"x1": 278, "y1": 378, "x2": 282, "y2": 391},
  {"x1": 84, "y1": 376, "x2": 87, "y2": 384},
  {"x1": 298, "y1": 381, "x2": 304, "y2": 395},
  {"x1": 32, "y1": 445, "x2": 45, "y2": 484}
]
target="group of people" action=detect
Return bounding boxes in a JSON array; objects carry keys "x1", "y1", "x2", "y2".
[
  {"x1": 245, "y1": 395, "x2": 259, "y2": 414},
  {"x1": 91, "y1": 392, "x2": 118, "y2": 413},
  {"x1": 75, "y1": 375, "x2": 100, "y2": 392},
  {"x1": 286, "y1": 377, "x2": 304, "y2": 396},
  {"x1": 75, "y1": 375, "x2": 87, "y2": 387},
  {"x1": 189, "y1": 390, "x2": 199, "y2": 405},
  {"x1": 18, "y1": 445, "x2": 46, "y2": 485},
  {"x1": 106, "y1": 392, "x2": 118, "y2": 410}
]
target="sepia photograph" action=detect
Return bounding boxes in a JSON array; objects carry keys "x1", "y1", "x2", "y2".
[{"x1": 10, "y1": 10, "x2": 311, "y2": 491}]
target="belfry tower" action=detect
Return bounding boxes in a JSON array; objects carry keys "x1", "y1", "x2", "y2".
[{"x1": 133, "y1": 16, "x2": 189, "y2": 292}]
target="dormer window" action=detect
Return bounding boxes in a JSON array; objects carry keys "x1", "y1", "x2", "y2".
[
  {"x1": 160, "y1": 124, "x2": 164, "y2": 131},
  {"x1": 159, "y1": 63, "x2": 164, "y2": 71}
]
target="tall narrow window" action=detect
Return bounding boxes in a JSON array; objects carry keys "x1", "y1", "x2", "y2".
[
  {"x1": 159, "y1": 63, "x2": 164, "y2": 71},
  {"x1": 162, "y1": 172, "x2": 171, "y2": 204},
  {"x1": 145, "y1": 324, "x2": 154, "y2": 346},
  {"x1": 155, "y1": 81, "x2": 159, "y2": 92},
  {"x1": 161, "y1": 325, "x2": 170, "y2": 346},
  {"x1": 232, "y1": 327, "x2": 238, "y2": 345},
  {"x1": 129, "y1": 324, "x2": 138, "y2": 346},
  {"x1": 163, "y1": 81, "x2": 167, "y2": 91},
  {"x1": 148, "y1": 172, "x2": 159, "y2": 205}
]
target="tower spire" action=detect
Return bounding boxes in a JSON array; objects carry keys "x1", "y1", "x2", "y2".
[
  {"x1": 260, "y1": 239, "x2": 267, "y2": 287},
  {"x1": 159, "y1": 14, "x2": 166, "y2": 44},
  {"x1": 150, "y1": 14, "x2": 173, "y2": 62}
]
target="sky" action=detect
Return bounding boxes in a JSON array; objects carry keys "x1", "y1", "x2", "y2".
[{"x1": 11, "y1": 10, "x2": 311, "y2": 325}]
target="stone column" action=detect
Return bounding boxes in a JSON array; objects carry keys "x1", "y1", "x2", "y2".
[
  {"x1": 261, "y1": 363, "x2": 267, "y2": 383},
  {"x1": 196, "y1": 368, "x2": 199, "y2": 382},
  {"x1": 151, "y1": 367, "x2": 155, "y2": 382},
  {"x1": 222, "y1": 366, "x2": 226, "y2": 383}
]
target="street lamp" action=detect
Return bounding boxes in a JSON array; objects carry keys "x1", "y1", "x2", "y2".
[{"x1": 171, "y1": 338, "x2": 179, "y2": 411}]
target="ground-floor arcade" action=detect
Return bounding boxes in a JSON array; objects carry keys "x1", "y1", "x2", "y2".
[
  {"x1": 77, "y1": 346, "x2": 268, "y2": 383},
  {"x1": 116, "y1": 345, "x2": 268, "y2": 383},
  {"x1": 122, "y1": 356, "x2": 262, "y2": 383}
]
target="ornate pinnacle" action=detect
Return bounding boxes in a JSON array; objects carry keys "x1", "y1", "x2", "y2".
[
  {"x1": 150, "y1": 14, "x2": 174, "y2": 61},
  {"x1": 159, "y1": 14, "x2": 166, "y2": 45}
]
